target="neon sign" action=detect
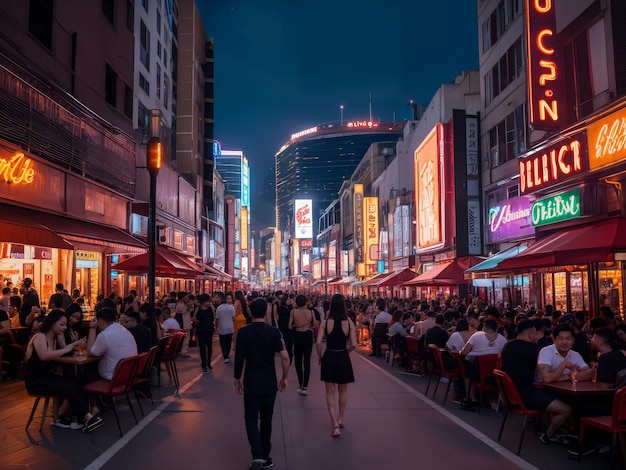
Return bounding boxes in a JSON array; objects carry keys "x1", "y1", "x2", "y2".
[
  {"x1": 519, "y1": 131, "x2": 588, "y2": 194},
  {"x1": 525, "y1": 0, "x2": 567, "y2": 129},
  {"x1": 290, "y1": 126, "x2": 318, "y2": 140},
  {"x1": 364, "y1": 197, "x2": 379, "y2": 264},
  {"x1": 0, "y1": 152, "x2": 35, "y2": 184},
  {"x1": 346, "y1": 121, "x2": 379, "y2": 128},
  {"x1": 531, "y1": 188, "x2": 581, "y2": 227},
  {"x1": 587, "y1": 107, "x2": 626, "y2": 170},
  {"x1": 415, "y1": 124, "x2": 442, "y2": 249}
]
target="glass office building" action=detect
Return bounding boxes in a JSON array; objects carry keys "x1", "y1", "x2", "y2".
[{"x1": 275, "y1": 121, "x2": 404, "y2": 237}]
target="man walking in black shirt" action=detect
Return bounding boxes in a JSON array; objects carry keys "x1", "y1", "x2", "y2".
[{"x1": 234, "y1": 298, "x2": 289, "y2": 470}]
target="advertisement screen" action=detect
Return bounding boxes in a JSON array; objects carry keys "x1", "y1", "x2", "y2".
[
  {"x1": 241, "y1": 162, "x2": 250, "y2": 207},
  {"x1": 294, "y1": 199, "x2": 313, "y2": 239}
]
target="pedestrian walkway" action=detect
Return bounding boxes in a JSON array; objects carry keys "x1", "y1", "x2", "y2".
[{"x1": 0, "y1": 343, "x2": 620, "y2": 470}]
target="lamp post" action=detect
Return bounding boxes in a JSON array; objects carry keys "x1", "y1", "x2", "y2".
[
  {"x1": 340, "y1": 105, "x2": 344, "y2": 125},
  {"x1": 147, "y1": 110, "x2": 162, "y2": 310}
]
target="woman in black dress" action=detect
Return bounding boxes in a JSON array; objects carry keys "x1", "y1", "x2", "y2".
[{"x1": 316, "y1": 293, "x2": 357, "y2": 437}]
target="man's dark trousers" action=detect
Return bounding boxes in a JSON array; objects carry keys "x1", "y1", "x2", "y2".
[{"x1": 244, "y1": 392, "x2": 276, "y2": 460}]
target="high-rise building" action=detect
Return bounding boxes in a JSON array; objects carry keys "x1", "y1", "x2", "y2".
[{"x1": 275, "y1": 121, "x2": 404, "y2": 238}]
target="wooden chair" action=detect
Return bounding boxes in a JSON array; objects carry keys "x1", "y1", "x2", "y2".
[
  {"x1": 25, "y1": 392, "x2": 58, "y2": 432},
  {"x1": 83, "y1": 354, "x2": 142, "y2": 436},
  {"x1": 493, "y1": 369, "x2": 543, "y2": 455},
  {"x1": 472, "y1": 354, "x2": 499, "y2": 414},
  {"x1": 578, "y1": 385, "x2": 626, "y2": 467},
  {"x1": 425, "y1": 344, "x2": 462, "y2": 405}
]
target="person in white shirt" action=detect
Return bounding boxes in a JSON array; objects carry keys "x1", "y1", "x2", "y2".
[
  {"x1": 536, "y1": 323, "x2": 592, "y2": 383},
  {"x1": 162, "y1": 307, "x2": 182, "y2": 333},
  {"x1": 86, "y1": 307, "x2": 137, "y2": 381},
  {"x1": 215, "y1": 292, "x2": 236, "y2": 363},
  {"x1": 459, "y1": 318, "x2": 507, "y2": 408}
]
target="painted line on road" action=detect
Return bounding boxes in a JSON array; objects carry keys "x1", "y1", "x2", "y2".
[
  {"x1": 354, "y1": 354, "x2": 539, "y2": 470},
  {"x1": 83, "y1": 356, "x2": 219, "y2": 470}
]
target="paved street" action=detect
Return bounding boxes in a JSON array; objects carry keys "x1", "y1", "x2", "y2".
[{"x1": 0, "y1": 341, "x2": 621, "y2": 470}]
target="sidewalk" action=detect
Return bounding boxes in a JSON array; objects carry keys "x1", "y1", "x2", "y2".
[{"x1": 0, "y1": 342, "x2": 621, "y2": 470}]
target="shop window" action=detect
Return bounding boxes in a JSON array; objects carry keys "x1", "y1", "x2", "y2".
[{"x1": 29, "y1": 0, "x2": 53, "y2": 50}]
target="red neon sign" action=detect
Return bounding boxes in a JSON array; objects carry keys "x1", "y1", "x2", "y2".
[
  {"x1": 519, "y1": 131, "x2": 588, "y2": 194},
  {"x1": 525, "y1": 0, "x2": 568, "y2": 130}
]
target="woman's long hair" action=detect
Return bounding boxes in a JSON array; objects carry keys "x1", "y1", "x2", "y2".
[
  {"x1": 328, "y1": 294, "x2": 347, "y2": 321},
  {"x1": 40, "y1": 309, "x2": 65, "y2": 333},
  {"x1": 235, "y1": 290, "x2": 250, "y2": 322}
]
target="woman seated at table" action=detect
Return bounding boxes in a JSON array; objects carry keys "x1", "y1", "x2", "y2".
[
  {"x1": 24, "y1": 309, "x2": 103, "y2": 433},
  {"x1": 57, "y1": 303, "x2": 84, "y2": 352}
]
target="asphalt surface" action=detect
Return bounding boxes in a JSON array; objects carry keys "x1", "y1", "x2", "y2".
[{"x1": 0, "y1": 339, "x2": 621, "y2": 470}]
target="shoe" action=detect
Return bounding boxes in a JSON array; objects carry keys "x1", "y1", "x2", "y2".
[
  {"x1": 567, "y1": 446, "x2": 597, "y2": 457},
  {"x1": 451, "y1": 397, "x2": 464, "y2": 405},
  {"x1": 250, "y1": 458, "x2": 264, "y2": 469},
  {"x1": 81, "y1": 414, "x2": 104, "y2": 433},
  {"x1": 52, "y1": 416, "x2": 72, "y2": 429},
  {"x1": 180, "y1": 354, "x2": 191, "y2": 358},
  {"x1": 224, "y1": 358, "x2": 229, "y2": 364},
  {"x1": 439, "y1": 377, "x2": 450, "y2": 384},
  {"x1": 202, "y1": 367, "x2": 209, "y2": 373},
  {"x1": 298, "y1": 388, "x2": 308, "y2": 396},
  {"x1": 539, "y1": 432, "x2": 566, "y2": 445},
  {"x1": 460, "y1": 399, "x2": 477, "y2": 411},
  {"x1": 261, "y1": 458, "x2": 273, "y2": 469},
  {"x1": 207, "y1": 364, "x2": 213, "y2": 371},
  {"x1": 598, "y1": 445, "x2": 611, "y2": 455},
  {"x1": 337, "y1": 419, "x2": 344, "y2": 428},
  {"x1": 554, "y1": 433, "x2": 570, "y2": 445}
]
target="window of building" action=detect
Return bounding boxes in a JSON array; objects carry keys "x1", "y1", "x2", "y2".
[
  {"x1": 137, "y1": 100, "x2": 149, "y2": 129},
  {"x1": 157, "y1": 10, "x2": 161, "y2": 35},
  {"x1": 124, "y1": 84, "x2": 133, "y2": 118},
  {"x1": 484, "y1": 38, "x2": 523, "y2": 105},
  {"x1": 564, "y1": 31, "x2": 594, "y2": 121},
  {"x1": 140, "y1": 20, "x2": 150, "y2": 71},
  {"x1": 163, "y1": 74, "x2": 169, "y2": 109},
  {"x1": 126, "y1": 0, "x2": 133, "y2": 31},
  {"x1": 141, "y1": 0, "x2": 149, "y2": 12},
  {"x1": 156, "y1": 64, "x2": 161, "y2": 99},
  {"x1": 487, "y1": 104, "x2": 527, "y2": 169},
  {"x1": 105, "y1": 63, "x2": 117, "y2": 107},
  {"x1": 481, "y1": 0, "x2": 521, "y2": 53},
  {"x1": 102, "y1": 0, "x2": 114, "y2": 24},
  {"x1": 28, "y1": 0, "x2": 53, "y2": 50},
  {"x1": 157, "y1": 41, "x2": 162, "y2": 59},
  {"x1": 507, "y1": 185, "x2": 519, "y2": 199},
  {"x1": 139, "y1": 73, "x2": 150, "y2": 95}
]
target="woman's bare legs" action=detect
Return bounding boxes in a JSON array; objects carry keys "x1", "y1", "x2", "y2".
[
  {"x1": 337, "y1": 383, "x2": 348, "y2": 427},
  {"x1": 324, "y1": 382, "x2": 340, "y2": 433}
]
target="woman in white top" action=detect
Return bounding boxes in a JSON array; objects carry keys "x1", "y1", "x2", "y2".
[{"x1": 446, "y1": 319, "x2": 473, "y2": 353}]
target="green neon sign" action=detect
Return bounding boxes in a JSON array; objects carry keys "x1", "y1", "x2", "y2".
[{"x1": 531, "y1": 188, "x2": 581, "y2": 227}]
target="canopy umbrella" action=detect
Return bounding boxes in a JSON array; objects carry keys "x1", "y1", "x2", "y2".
[{"x1": 112, "y1": 246, "x2": 202, "y2": 279}]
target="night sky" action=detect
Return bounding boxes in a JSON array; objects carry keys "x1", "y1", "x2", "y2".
[{"x1": 198, "y1": 0, "x2": 479, "y2": 231}]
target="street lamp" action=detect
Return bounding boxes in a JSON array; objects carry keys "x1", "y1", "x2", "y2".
[
  {"x1": 147, "y1": 110, "x2": 162, "y2": 310},
  {"x1": 340, "y1": 105, "x2": 344, "y2": 125}
]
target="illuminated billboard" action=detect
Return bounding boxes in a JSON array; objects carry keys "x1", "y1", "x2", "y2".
[
  {"x1": 354, "y1": 184, "x2": 364, "y2": 268},
  {"x1": 587, "y1": 106, "x2": 626, "y2": 171},
  {"x1": 364, "y1": 197, "x2": 379, "y2": 264},
  {"x1": 294, "y1": 199, "x2": 313, "y2": 239},
  {"x1": 240, "y1": 207, "x2": 248, "y2": 251},
  {"x1": 415, "y1": 124, "x2": 443, "y2": 250},
  {"x1": 241, "y1": 162, "x2": 250, "y2": 207}
]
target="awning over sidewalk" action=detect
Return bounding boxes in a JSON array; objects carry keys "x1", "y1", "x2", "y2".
[
  {"x1": 332, "y1": 275, "x2": 358, "y2": 286},
  {"x1": 1, "y1": 204, "x2": 146, "y2": 253},
  {"x1": 360, "y1": 272, "x2": 390, "y2": 287},
  {"x1": 201, "y1": 263, "x2": 232, "y2": 280},
  {"x1": 378, "y1": 268, "x2": 417, "y2": 287},
  {"x1": 402, "y1": 256, "x2": 484, "y2": 286},
  {"x1": 497, "y1": 218, "x2": 626, "y2": 271},
  {"x1": 112, "y1": 245, "x2": 202, "y2": 278},
  {"x1": 465, "y1": 245, "x2": 528, "y2": 277}
]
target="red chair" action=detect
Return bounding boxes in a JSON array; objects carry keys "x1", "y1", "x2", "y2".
[
  {"x1": 160, "y1": 331, "x2": 185, "y2": 392},
  {"x1": 133, "y1": 345, "x2": 158, "y2": 411},
  {"x1": 578, "y1": 385, "x2": 626, "y2": 467},
  {"x1": 425, "y1": 344, "x2": 462, "y2": 405},
  {"x1": 405, "y1": 336, "x2": 422, "y2": 375},
  {"x1": 493, "y1": 369, "x2": 543, "y2": 455},
  {"x1": 154, "y1": 335, "x2": 173, "y2": 387},
  {"x1": 83, "y1": 354, "x2": 143, "y2": 436},
  {"x1": 472, "y1": 354, "x2": 499, "y2": 414}
]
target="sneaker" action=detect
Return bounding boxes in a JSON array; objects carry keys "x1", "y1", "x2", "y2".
[
  {"x1": 52, "y1": 416, "x2": 72, "y2": 429},
  {"x1": 451, "y1": 397, "x2": 464, "y2": 405},
  {"x1": 261, "y1": 458, "x2": 273, "y2": 469},
  {"x1": 207, "y1": 364, "x2": 213, "y2": 371},
  {"x1": 539, "y1": 432, "x2": 565, "y2": 445},
  {"x1": 224, "y1": 358, "x2": 229, "y2": 364},
  {"x1": 202, "y1": 367, "x2": 209, "y2": 373},
  {"x1": 460, "y1": 399, "x2": 477, "y2": 411},
  {"x1": 567, "y1": 446, "x2": 597, "y2": 457},
  {"x1": 250, "y1": 458, "x2": 264, "y2": 469},
  {"x1": 554, "y1": 433, "x2": 570, "y2": 445},
  {"x1": 81, "y1": 414, "x2": 104, "y2": 433},
  {"x1": 298, "y1": 388, "x2": 308, "y2": 396}
]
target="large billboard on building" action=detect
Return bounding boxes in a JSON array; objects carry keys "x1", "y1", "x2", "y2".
[
  {"x1": 241, "y1": 162, "x2": 250, "y2": 207},
  {"x1": 240, "y1": 207, "x2": 248, "y2": 251},
  {"x1": 294, "y1": 199, "x2": 313, "y2": 239},
  {"x1": 364, "y1": 197, "x2": 379, "y2": 265},
  {"x1": 415, "y1": 124, "x2": 443, "y2": 250}
]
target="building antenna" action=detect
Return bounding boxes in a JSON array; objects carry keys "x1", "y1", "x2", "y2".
[{"x1": 369, "y1": 92, "x2": 372, "y2": 122}]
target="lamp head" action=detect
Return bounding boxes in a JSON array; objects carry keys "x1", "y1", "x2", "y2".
[{"x1": 147, "y1": 137, "x2": 162, "y2": 174}]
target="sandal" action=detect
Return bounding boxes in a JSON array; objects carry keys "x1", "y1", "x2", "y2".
[
  {"x1": 337, "y1": 419, "x2": 344, "y2": 428},
  {"x1": 332, "y1": 426, "x2": 341, "y2": 437}
]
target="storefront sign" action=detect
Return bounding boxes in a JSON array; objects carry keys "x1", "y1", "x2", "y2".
[
  {"x1": 488, "y1": 196, "x2": 534, "y2": 242},
  {"x1": 354, "y1": 184, "x2": 364, "y2": 264},
  {"x1": 519, "y1": 131, "x2": 588, "y2": 194},
  {"x1": 532, "y1": 188, "x2": 581, "y2": 226},
  {"x1": 0, "y1": 152, "x2": 35, "y2": 185},
  {"x1": 587, "y1": 106, "x2": 626, "y2": 170},
  {"x1": 525, "y1": 0, "x2": 567, "y2": 130},
  {"x1": 10, "y1": 244, "x2": 24, "y2": 259},
  {"x1": 415, "y1": 124, "x2": 443, "y2": 249},
  {"x1": 33, "y1": 247, "x2": 53, "y2": 260},
  {"x1": 364, "y1": 197, "x2": 379, "y2": 265}
]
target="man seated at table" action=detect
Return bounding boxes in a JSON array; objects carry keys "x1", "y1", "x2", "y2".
[
  {"x1": 537, "y1": 324, "x2": 592, "y2": 383},
  {"x1": 124, "y1": 310, "x2": 152, "y2": 353},
  {"x1": 593, "y1": 327, "x2": 626, "y2": 389},
  {"x1": 500, "y1": 319, "x2": 572, "y2": 445}
]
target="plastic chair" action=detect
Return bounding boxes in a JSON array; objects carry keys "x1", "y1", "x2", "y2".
[
  {"x1": 405, "y1": 336, "x2": 422, "y2": 374},
  {"x1": 154, "y1": 335, "x2": 173, "y2": 387},
  {"x1": 472, "y1": 354, "x2": 499, "y2": 414},
  {"x1": 25, "y1": 392, "x2": 58, "y2": 432},
  {"x1": 82, "y1": 354, "x2": 142, "y2": 436},
  {"x1": 133, "y1": 345, "x2": 158, "y2": 410},
  {"x1": 578, "y1": 385, "x2": 626, "y2": 467},
  {"x1": 160, "y1": 331, "x2": 185, "y2": 392},
  {"x1": 493, "y1": 369, "x2": 543, "y2": 455},
  {"x1": 425, "y1": 344, "x2": 462, "y2": 405}
]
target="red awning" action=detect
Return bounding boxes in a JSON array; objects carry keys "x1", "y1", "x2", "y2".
[
  {"x1": 377, "y1": 268, "x2": 417, "y2": 287},
  {"x1": 201, "y1": 263, "x2": 232, "y2": 280},
  {"x1": 360, "y1": 272, "x2": 390, "y2": 286},
  {"x1": 112, "y1": 246, "x2": 202, "y2": 278},
  {"x1": 327, "y1": 277, "x2": 343, "y2": 285},
  {"x1": 497, "y1": 218, "x2": 626, "y2": 271},
  {"x1": 403, "y1": 256, "x2": 484, "y2": 286}
]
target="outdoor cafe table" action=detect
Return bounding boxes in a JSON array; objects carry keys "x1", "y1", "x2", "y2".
[
  {"x1": 537, "y1": 380, "x2": 616, "y2": 433},
  {"x1": 55, "y1": 355, "x2": 99, "y2": 377}
]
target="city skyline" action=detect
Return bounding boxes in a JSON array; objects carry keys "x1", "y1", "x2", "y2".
[{"x1": 199, "y1": 0, "x2": 479, "y2": 230}]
